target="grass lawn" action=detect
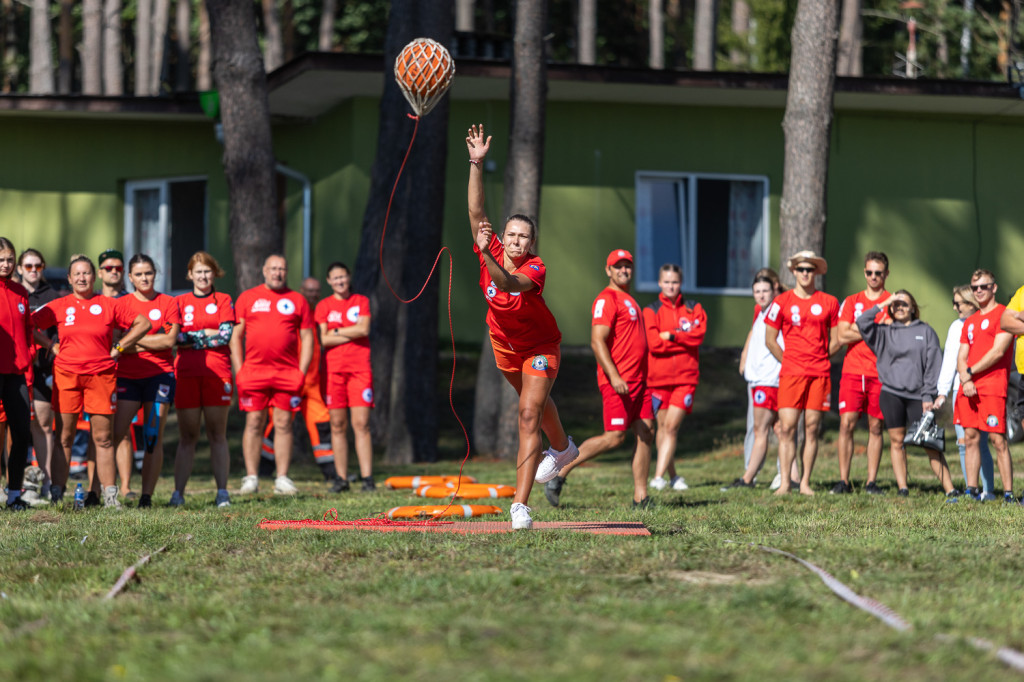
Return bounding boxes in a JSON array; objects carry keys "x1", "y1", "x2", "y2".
[{"x1": 3, "y1": 348, "x2": 1024, "y2": 681}]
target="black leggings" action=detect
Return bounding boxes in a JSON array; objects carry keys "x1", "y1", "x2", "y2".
[
  {"x1": 879, "y1": 390, "x2": 923, "y2": 430},
  {"x1": 0, "y1": 374, "x2": 32, "y2": 490}
]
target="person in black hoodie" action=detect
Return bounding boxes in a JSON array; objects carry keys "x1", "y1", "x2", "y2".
[
  {"x1": 18, "y1": 248, "x2": 59, "y2": 500},
  {"x1": 856, "y1": 290, "x2": 958, "y2": 500}
]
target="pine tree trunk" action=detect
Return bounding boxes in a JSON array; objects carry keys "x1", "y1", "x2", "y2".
[
  {"x1": 103, "y1": 0, "x2": 123, "y2": 94},
  {"x1": 136, "y1": 0, "x2": 152, "y2": 94},
  {"x1": 175, "y1": 0, "x2": 191, "y2": 91},
  {"x1": 206, "y1": 0, "x2": 280, "y2": 292},
  {"x1": 57, "y1": 0, "x2": 72, "y2": 93},
  {"x1": 779, "y1": 0, "x2": 840, "y2": 288},
  {"x1": 836, "y1": 0, "x2": 862, "y2": 76},
  {"x1": 261, "y1": 0, "x2": 283, "y2": 71},
  {"x1": 352, "y1": 0, "x2": 452, "y2": 464},
  {"x1": 692, "y1": 0, "x2": 718, "y2": 71},
  {"x1": 151, "y1": 0, "x2": 171, "y2": 94},
  {"x1": 318, "y1": 0, "x2": 336, "y2": 51},
  {"x1": 29, "y1": 0, "x2": 53, "y2": 93},
  {"x1": 82, "y1": 0, "x2": 103, "y2": 94},
  {"x1": 730, "y1": 0, "x2": 750, "y2": 67},
  {"x1": 649, "y1": 0, "x2": 664, "y2": 69},
  {"x1": 197, "y1": 0, "x2": 211, "y2": 90},
  {"x1": 577, "y1": 0, "x2": 595, "y2": 64}
]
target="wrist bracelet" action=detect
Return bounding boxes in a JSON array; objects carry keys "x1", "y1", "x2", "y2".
[
  {"x1": 469, "y1": 159, "x2": 481, "y2": 166},
  {"x1": 114, "y1": 343, "x2": 124, "y2": 353}
]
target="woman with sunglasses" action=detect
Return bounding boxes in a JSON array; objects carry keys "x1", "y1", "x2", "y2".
[
  {"x1": 18, "y1": 248, "x2": 60, "y2": 500},
  {"x1": 936, "y1": 286, "x2": 994, "y2": 498},
  {"x1": 856, "y1": 290, "x2": 958, "y2": 499},
  {"x1": 112, "y1": 254, "x2": 181, "y2": 508},
  {"x1": 31, "y1": 255, "x2": 150, "y2": 507}
]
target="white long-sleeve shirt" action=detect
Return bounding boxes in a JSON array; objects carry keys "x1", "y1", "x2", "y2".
[{"x1": 937, "y1": 318, "x2": 963, "y2": 399}]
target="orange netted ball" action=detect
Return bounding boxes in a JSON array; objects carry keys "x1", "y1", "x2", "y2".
[{"x1": 394, "y1": 38, "x2": 455, "y2": 116}]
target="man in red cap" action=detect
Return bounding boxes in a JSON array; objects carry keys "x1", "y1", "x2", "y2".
[{"x1": 544, "y1": 248, "x2": 653, "y2": 508}]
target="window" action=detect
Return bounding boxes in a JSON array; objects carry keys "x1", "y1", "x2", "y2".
[
  {"x1": 124, "y1": 177, "x2": 207, "y2": 293},
  {"x1": 635, "y1": 172, "x2": 769, "y2": 295}
]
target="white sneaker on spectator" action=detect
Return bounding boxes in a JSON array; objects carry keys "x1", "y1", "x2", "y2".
[
  {"x1": 769, "y1": 473, "x2": 782, "y2": 491},
  {"x1": 649, "y1": 476, "x2": 668, "y2": 491},
  {"x1": 274, "y1": 476, "x2": 298, "y2": 495},
  {"x1": 510, "y1": 502, "x2": 533, "y2": 530},
  {"x1": 670, "y1": 476, "x2": 689, "y2": 491},
  {"x1": 535, "y1": 436, "x2": 578, "y2": 483},
  {"x1": 239, "y1": 475, "x2": 259, "y2": 495}
]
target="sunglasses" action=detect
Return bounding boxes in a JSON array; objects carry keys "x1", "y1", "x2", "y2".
[
  {"x1": 864, "y1": 270, "x2": 885, "y2": 277},
  {"x1": 101, "y1": 265, "x2": 124, "y2": 273},
  {"x1": 952, "y1": 299, "x2": 965, "y2": 307},
  {"x1": 890, "y1": 301, "x2": 910, "y2": 310},
  {"x1": 793, "y1": 266, "x2": 816, "y2": 274},
  {"x1": 20, "y1": 263, "x2": 43, "y2": 271},
  {"x1": 971, "y1": 282, "x2": 994, "y2": 292}
]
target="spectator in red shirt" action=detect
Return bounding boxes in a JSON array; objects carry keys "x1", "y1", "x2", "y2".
[
  {"x1": 32, "y1": 254, "x2": 150, "y2": 507},
  {"x1": 764, "y1": 251, "x2": 841, "y2": 496},
  {"x1": 832, "y1": 251, "x2": 890, "y2": 495},
  {"x1": 230, "y1": 254, "x2": 314, "y2": 496},
  {"x1": 467, "y1": 124, "x2": 577, "y2": 530},
  {"x1": 316, "y1": 262, "x2": 374, "y2": 492},
  {"x1": 0, "y1": 238, "x2": 35, "y2": 510},
  {"x1": 172, "y1": 251, "x2": 235, "y2": 508},
  {"x1": 545, "y1": 249, "x2": 654, "y2": 509},
  {"x1": 959, "y1": 269, "x2": 1015, "y2": 501},
  {"x1": 643, "y1": 264, "x2": 706, "y2": 493}
]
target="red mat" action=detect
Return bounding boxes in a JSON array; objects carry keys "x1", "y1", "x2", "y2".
[{"x1": 258, "y1": 519, "x2": 650, "y2": 536}]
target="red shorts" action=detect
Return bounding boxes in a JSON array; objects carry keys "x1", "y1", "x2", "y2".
[
  {"x1": 237, "y1": 365, "x2": 304, "y2": 413},
  {"x1": 176, "y1": 375, "x2": 234, "y2": 410},
  {"x1": 600, "y1": 381, "x2": 653, "y2": 431},
  {"x1": 491, "y1": 333, "x2": 560, "y2": 379},
  {"x1": 650, "y1": 384, "x2": 696, "y2": 415},
  {"x1": 322, "y1": 370, "x2": 374, "y2": 409},
  {"x1": 750, "y1": 385, "x2": 779, "y2": 411},
  {"x1": 838, "y1": 374, "x2": 883, "y2": 419},
  {"x1": 53, "y1": 365, "x2": 117, "y2": 415},
  {"x1": 956, "y1": 391, "x2": 1007, "y2": 433},
  {"x1": 778, "y1": 375, "x2": 831, "y2": 412}
]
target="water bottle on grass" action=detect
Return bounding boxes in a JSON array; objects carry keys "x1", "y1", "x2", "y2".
[{"x1": 73, "y1": 483, "x2": 84, "y2": 511}]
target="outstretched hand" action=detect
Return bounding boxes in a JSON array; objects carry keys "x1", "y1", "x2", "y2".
[
  {"x1": 476, "y1": 221, "x2": 494, "y2": 251},
  {"x1": 466, "y1": 124, "x2": 491, "y2": 163}
]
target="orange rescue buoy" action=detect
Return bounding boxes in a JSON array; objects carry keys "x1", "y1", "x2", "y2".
[
  {"x1": 384, "y1": 475, "x2": 477, "y2": 490},
  {"x1": 385, "y1": 504, "x2": 502, "y2": 519},
  {"x1": 414, "y1": 483, "x2": 516, "y2": 499}
]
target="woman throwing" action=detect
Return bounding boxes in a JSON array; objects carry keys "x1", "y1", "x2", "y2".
[
  {"x1": 315, "y1": 262, "x2": 374, "y2": 491},
  {"x1": 467, "y1": 124, "x2": 577, "y2": 530},
  {"x1": 173, "y1": 252, "x2": 235, "y2": 508},
  {"x1": 32, "y1": 255, "x2": 150, "y2": 507},
  {"x1": 112, "y1": 254, "x2": 181, "y2": 508},
  {"x1": 856, "y1": 290, "x2": 957, "y2": 498}
]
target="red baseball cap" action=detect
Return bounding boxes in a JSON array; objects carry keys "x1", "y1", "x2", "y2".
[{"x1": 606, "y1": 249, "x2": 634, "y2": 268}]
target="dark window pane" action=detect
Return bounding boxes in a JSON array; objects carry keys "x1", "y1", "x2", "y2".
[{"x1": 168, "y1": 181, "x2": 206, "y2": 291}]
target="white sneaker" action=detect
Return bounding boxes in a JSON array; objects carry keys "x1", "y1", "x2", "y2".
[
  {"x1": 769, "y1": 473, "x2": 782, "y2": 491},
  {"x1": 102, "y1": 485, "x2": 121, "y2": 509},
  {"x1": 535, "y1": 436, "x2": 579, "y2": 483},
  {"x1": 670, "y1": 476, "x2": 689, "y2": 491},
  {"x1": 239, "y1": 475, "x2": 259, "y2": 495},
  {"x1": 510, "y1": 502, "x2": 533, "y2": 530},
  {"x1": 649, "y1": 475, "x2": 668, "y2": 491},
  {"x1": 274, "y1": 476, "x2": 298, "y2": 495}
]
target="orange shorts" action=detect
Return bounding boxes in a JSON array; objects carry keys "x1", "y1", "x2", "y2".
[
  {"x1": 778, "y1": 375, "x2": 831, "y2": 412},
  {"x1": 956, "y1": 391, "x2": 1007, "y2": 433},
  {"x1": 490, "y1": 333, "x2": 560, "y2": 379},
  {"x1": 53, "y1": 365, "x2": 117, "y2": 415},
  {"x1": 176, "y1": 375, "x2": 234, "y2": 410}
]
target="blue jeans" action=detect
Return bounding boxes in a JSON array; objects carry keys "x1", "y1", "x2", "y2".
[{"x1": 956, "y1": 423, "x2": 994, "y2": 494}]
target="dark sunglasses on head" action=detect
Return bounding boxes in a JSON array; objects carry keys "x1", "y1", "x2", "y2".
[
  {"x1": 864, "y1": 270, "x2": 885, "y2": 277},
  {"x1": 20, "y1": 264, "x2": 42, "y2": 271},
  {"x1": 101, "y1": 265, "x2": 124, "y2": 273},
  {"x1": 794, "y1": 266, "x2": 816, "y2": 274},
  {"x1": 971, "y1": 282, "x2": 994, "y2": 292}
]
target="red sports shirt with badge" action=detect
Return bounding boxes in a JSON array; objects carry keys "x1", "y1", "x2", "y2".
[
  {"x1": 839, "y1": 290, "x2": 889, "y2": 377},
  {"x1": 116, "y1": 293, "x2": 181, "y2": 379},
  {"x1": 643, "y1": 293, "x2": 706, "y2": 387},
  {"x1": 960, "y1": 304, "x2": 1012, "y2": 396},
  {"x1": 315, "y1": 294, "x2": 371, "y2": 374},
  {"x1": 765, "y1": 290, "x2": 840, "y2": 377},
  {"x1": 592, "y1": 287, "x2": 648, "y2": 386},
  {"x1": 0, "y1": 278, "x2": 33, "y2": 374},
  {"x1": 475, "y1": 234, "x2": 561, "y2": 351},
  {"x1": 236, "y1": 285, "x2": 314, "y2": 372},
  {"x1": 176, "y1": 290, "x2": 234, "y2": 378},
  {"x1": 32, "y1": 294, "x2": 139, "y2": 374}
]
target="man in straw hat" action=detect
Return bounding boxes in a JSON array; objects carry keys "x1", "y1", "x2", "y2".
[{"x1": 764, "y1": 250, "x2": 840, "y2": 495}]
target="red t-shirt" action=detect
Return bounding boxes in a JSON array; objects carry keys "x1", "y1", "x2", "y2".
[
  {"x1": 960, "y1": 304, "x2": 1012, "y2": 396},
  {"x1": 176, "y1": 291, "x2": 235, "y2": 378},
  {"x1": 643, "y1": 293, "x2": 706, "y2": 388},
  {"x1": 315, "y1": 294, "x2": 371, "y2": 374},
  {"x1": 116, "y1": 293, "x2": 181, "y2": 379},
  {"x1": 592, "y1": 287, "x2": 648, "y2": 386},
  {"x1": 32, "y1": 294, "x2": 139, "y2": 374},
  {"x1": 0, "y1": 278, "x2": 33, "y2": 375},
  {"x1": 765, "y1": 290, "x2": 839, "y2": 377},
  {"x1": 475, "y1": 234, "x2": 561, "y2": 351},
  {"x1": 236, "y1": 285, "x2": 314, "y2": 373},
  {"x1": 839, "y1": 290, "x2": 889, "y2": 377}
]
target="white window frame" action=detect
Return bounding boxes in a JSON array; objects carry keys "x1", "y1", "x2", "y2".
[
  {"x1": 124, "y1": 176, "x2": 207, "y2": 294},
  {"x1": 634, "y1": 171, "x2": 771, "y2": 296}
]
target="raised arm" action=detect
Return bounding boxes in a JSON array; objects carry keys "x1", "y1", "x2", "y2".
[{"x1": 467, "y1": 124, "x2": 492, "y2": 242}]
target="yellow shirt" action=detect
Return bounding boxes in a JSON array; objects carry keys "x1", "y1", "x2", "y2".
[{"x1": 1005, "y1": 285, "x2": 1024, "y2": 373}]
